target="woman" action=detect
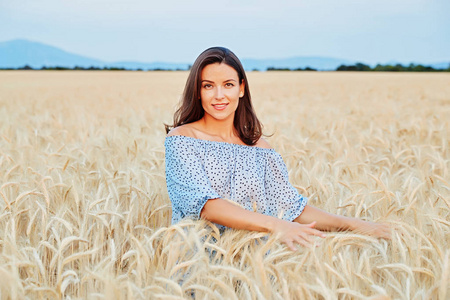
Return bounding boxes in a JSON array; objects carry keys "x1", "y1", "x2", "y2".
[{"x1": 164, "y1": 47, "x2": 390, "y2": 251}]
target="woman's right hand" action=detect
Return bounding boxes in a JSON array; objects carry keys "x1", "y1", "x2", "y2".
[
  {"x1": 201, "y1": 198, "x2": 326, "y2": 251},
  {"x1": 271, "y1": 220, "x2": 326, "y2": 251}
]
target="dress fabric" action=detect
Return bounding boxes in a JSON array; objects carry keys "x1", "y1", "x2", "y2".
[{"x1": 164, "y1": 135, "x2": 308, "y2": 228}]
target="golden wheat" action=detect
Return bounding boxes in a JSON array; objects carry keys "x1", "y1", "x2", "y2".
[{"x1": 0, "y1": 70, "x2": 449, "y2": 299}]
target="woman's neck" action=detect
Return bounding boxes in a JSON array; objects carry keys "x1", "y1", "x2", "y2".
[{"x1": 199, "y1": 115, "x2": 237, "y2": 140}]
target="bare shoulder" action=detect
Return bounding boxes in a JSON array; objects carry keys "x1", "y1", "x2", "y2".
[
  {"x1": 255, "y1": 137, "x2": 272, "y2": 149},
  {"x1": 166, "y1": 124, "x2": 196, "y2": 137}
]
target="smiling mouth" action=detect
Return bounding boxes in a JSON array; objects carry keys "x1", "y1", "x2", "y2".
[{"x1": 212, "y1": 103, "x2": 228, "y2": 110}]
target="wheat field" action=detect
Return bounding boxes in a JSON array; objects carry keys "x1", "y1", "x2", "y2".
[{"x1": 0, "y1": 71, "x2": 449, "y2": 299}]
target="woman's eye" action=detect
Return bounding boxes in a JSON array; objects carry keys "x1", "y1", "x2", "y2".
[
  {"x1": 203, "y1": 84, "x2": 212, "y2": 89},
  {"x1": 226, "y1": 83, "x2": 234, "y2": 87}
]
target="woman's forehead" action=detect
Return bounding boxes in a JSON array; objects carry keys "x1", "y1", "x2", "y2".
[{"x1": 201, "y1": 62, "x2": 239, "y2": 81}]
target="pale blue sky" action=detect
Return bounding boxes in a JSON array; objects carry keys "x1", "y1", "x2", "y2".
[{"x1": 1, "y1": 0, "x2": 449, "y2": 64}]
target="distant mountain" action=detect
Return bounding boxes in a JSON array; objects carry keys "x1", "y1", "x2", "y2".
[
  {"x1": 108, "y1": 61, "x2": 190, "y2": 70},
  {"x1": 0, "y1": 39, "x2": 448, "y2": 71},
  {"x1": 429, "y1": 62, "x2": 450, "y2": 69},
  {"x1": 0, "y1": 39, "x2": 190, "y2": 70},
  {"x1": 0, "y1": 39, "x2": 105, "y2": 68}
]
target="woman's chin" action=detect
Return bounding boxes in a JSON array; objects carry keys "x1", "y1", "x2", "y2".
[{"x1": 204, "y1": 111, "x2": 235, "y2": 122}]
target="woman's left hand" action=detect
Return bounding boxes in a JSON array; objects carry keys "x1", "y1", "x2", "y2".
[{"x1": 349, "y1": 219, "x2": 392, "y2": 239}]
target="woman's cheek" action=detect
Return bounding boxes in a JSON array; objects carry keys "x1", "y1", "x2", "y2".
[{"x1": 201, "y1": 90, "x2": 213, "y2": 100}]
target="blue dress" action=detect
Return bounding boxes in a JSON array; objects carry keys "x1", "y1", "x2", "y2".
[{"x1": 164, "y1": 135, "x2": 308, "y2": 227}]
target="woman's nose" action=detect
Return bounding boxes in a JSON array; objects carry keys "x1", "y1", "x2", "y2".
[{"x1": 215, "y1": 87, "x2": 225, "y2": 99}]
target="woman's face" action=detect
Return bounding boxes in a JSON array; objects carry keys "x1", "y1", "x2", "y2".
[{"x1": 200, "y1": 62, "x2": 245, "y2": 123}]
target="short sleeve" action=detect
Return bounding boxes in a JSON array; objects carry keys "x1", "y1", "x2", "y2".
[
  {"x1": 264, "y1": 151, "x2": 308, "y2": 221},
  {"x1": 165, "y1": 136, "x2": 222, "y2": 224}
]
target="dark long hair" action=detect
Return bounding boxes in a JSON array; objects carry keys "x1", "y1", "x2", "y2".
[{"x1": 165, "y1": 47, "x2": 263, "y2": 146}]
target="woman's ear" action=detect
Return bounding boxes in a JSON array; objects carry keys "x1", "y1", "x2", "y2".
[{"x1": 239, "y1": 80, "x2": 245, "y2": 98}]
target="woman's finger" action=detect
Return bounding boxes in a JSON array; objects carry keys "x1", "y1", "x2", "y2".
[
  {"x1": 305, "y1": 227, "x2": 326, "y2": 238},
  {"x1": 299, "y1": 222, "x2": 326, "y2": 238},
  {"x1": 294, "y1": 236, "x2": 313, "y2": 248},
  {"x1": 305, "y1": 221, "x2": 317, "y2": 228},
  {"x1": 298, "y1": 224, "x2": 326, "y2": 237},
  {"x1": 285, "y1": 240, "x2": 297, "y2": 251},
  {"x1": 293, "y1": 235, "x2": 310, "y2": 248},
  {"x1": 381, "y1": 228, "x2": 392, "y2": 239},
  {"x1": 297, "y1": 232, "x2": 312, "y2": 245}
]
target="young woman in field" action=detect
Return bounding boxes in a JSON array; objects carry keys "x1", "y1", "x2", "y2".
[{"x1": 164, "y1": 47, "x2": 390, "y2": 250}]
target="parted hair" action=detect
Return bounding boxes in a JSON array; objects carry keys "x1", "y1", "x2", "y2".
[{"x1": 164, "y1": 47, "x2": 263, "y2": 146}]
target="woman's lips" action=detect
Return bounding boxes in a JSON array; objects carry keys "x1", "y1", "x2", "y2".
[{"x1": 212, "y1": 103, "x2": 228, "y2": 110}]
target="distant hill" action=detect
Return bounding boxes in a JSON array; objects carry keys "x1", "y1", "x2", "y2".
[
  {"x1": 0, "y1": 39, "x2": 190, "y2": 70},
  {"x1": 0, "y1": 39, "x2": 105, "y2": 68},
  {"x1": 107, "y1": 61, "x2": 190, "y2": 70},
  {"x1": 0, "y1": 39, "x2": 448, "y2": 71}
]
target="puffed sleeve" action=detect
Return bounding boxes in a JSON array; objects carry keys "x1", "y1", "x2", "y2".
[
  {"x1": 264, "y1": 151, "x2": 308, "y2": 221},
  {"x1": 165, "y1": 136, "x2": 222, "y2": 224}
]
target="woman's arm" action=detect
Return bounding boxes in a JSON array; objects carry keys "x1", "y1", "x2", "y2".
[
  {"x1": 201, "y1": 198, "x2": 326, "y2": 250},
  {"x1": 294, "y1": 205, "x2": 391, "y2": 239}
]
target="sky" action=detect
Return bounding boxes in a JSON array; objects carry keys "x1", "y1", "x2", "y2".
[{"x1": 1, "y1": 0, "x2": 449, "y2": 64}]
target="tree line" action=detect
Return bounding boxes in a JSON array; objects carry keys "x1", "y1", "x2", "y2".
[
  {"x1": 266, "y1": 62, "x2": 450, "y2": 72},
  {"x1": 0, "y1": 65, "x2": 187, "y2": 71},
  {"x1": 335, "y1": 62, "x2": 450, "y2": 72},
  {"x1": 1, "y1": 63, "x2": 449, "y2": 72}
]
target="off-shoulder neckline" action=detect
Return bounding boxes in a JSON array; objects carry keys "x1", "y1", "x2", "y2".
[{"x1": 165, "y1": 135, "x2": 275, "y2": 151}]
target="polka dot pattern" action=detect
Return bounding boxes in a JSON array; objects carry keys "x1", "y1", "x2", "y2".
[{"x1": 165, "y1": 135, "x2": 308, "y2": 228}]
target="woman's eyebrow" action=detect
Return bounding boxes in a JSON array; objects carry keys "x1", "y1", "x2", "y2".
[{"x1": 201, "y1": 79, "x2": 237, "y2": 83}]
